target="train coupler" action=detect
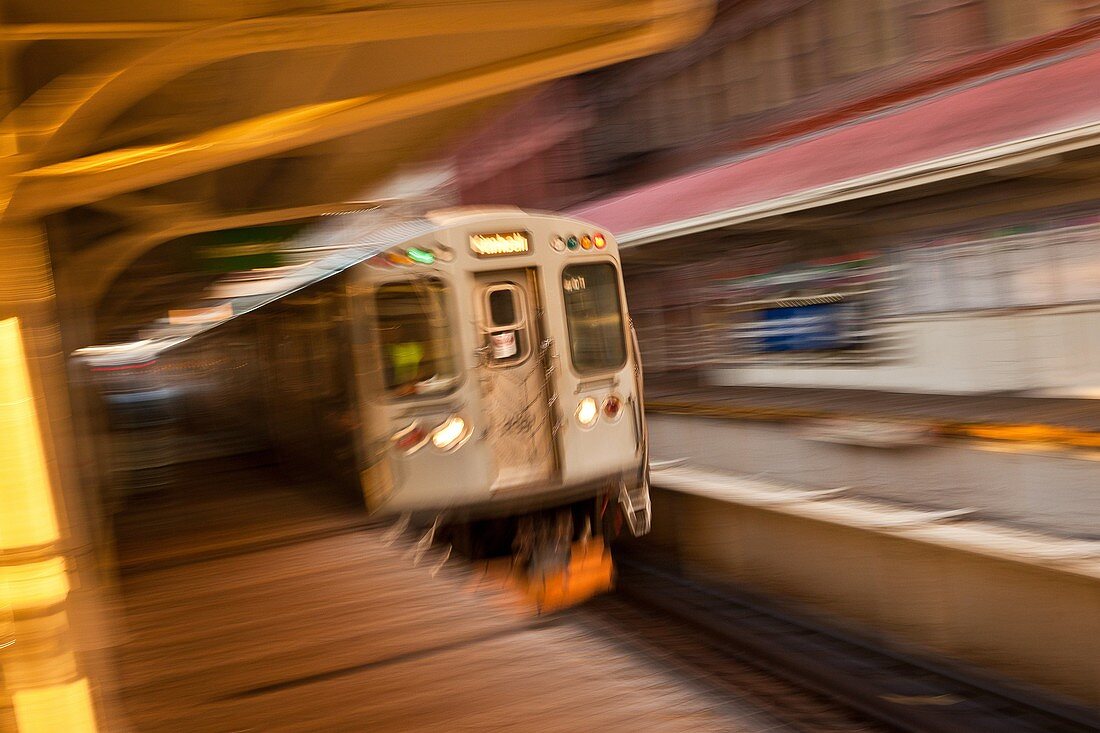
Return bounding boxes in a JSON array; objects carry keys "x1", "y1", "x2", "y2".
[{"x1": 617, "y1": 480, "x2": 652, "y2": 537}]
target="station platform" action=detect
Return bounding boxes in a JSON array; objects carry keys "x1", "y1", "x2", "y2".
[
  {"x1": 101, "y1": 454, "x2": 787, "y2": 732},
  {"x1": 647, "y1": 379, "x2": 1100, "y2": 449},
  {"x1": 644, "y1": 380, "x2": 1100, "y2": 537},
  {"x1": 643, "y1": 460, "x2": 1100, "y2": 712}
]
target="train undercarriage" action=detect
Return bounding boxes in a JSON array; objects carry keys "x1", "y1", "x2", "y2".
[{"x1": 436, "y1": 484, "x2": 647, "y2": 613}]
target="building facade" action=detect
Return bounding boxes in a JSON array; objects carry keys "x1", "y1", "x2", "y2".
[{"x1": 452, "y1": 0, "x2": 1100, "y2": 395}]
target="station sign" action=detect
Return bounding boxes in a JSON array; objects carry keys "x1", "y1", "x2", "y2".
[
  {"x1": 469, "y1": 232, "x2": 529, "y2": 257},
  {"x1": 759, "y1": 303, "x2": 842, "y2": 352},
  {"x1": 191, "y1": 224, "x2": 303, "y2": 272}
]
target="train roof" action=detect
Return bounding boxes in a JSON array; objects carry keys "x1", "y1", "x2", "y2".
[{"x1": 73, "y1": 206, "x2": 586, "y2": 366}]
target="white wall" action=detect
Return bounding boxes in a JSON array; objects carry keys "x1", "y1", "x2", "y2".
[{"x1": 706, "y1": 303, "x2": 1100, "y2": 394}]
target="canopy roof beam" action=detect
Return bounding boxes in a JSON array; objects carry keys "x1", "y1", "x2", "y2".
[{"x1": 14, "y1": 2, "x2": 711, "y2": 218}]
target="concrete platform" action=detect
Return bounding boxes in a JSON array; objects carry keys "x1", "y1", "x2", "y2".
[
  {"x1": 645, "y1": 462, "x2": 1100, "y2": 709},
  {"x1": 647, "y1": 410, "x2": 1100, "y2": 538},
  {"x1": 648, "y1": 381, "x2": 1100, "y2": 447},
  {"x1": 101, "y1": 455, "x2": 786, "y2": 732}
]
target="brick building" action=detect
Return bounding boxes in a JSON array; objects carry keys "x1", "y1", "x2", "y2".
[
  {"x1": 456, "y1": 0, "x2": 1100, "y2": 209},
  {"x1": 451, "y1": 1, "x2": 1100, "y2": 394}
]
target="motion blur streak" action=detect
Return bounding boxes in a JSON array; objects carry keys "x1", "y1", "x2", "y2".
[
  {"x1": 11, "y1": 679, "x2": 97, "y2": 733},
  {"x1": 0, "y1": 2, "x2": 720, "y2": 729},
  {"x1": 15, "y1": 0, "x2": 1100, "y2": 730}
]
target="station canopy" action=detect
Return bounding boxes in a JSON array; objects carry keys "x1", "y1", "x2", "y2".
[
  {"x1": 1, "y1": 0, "x2": 712, "y2": 341},
  {"x1": 575, "y1": 41, "x2": 1100, "y2": 248}
]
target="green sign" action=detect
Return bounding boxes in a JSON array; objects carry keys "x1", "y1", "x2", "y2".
[{"x1": 189, "y1": 224, "x2": 304, "y2": 272}]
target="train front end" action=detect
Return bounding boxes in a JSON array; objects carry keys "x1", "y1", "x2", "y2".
[{"x1": 354, "y1": 210, "x2": 649, "y2": 592}]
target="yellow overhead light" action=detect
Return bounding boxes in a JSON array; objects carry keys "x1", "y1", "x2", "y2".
[
  {"x1": 0, "y1": 317, "x2": 60, "y2": 550},
  {"x1": 12, "y1": 678, "x2": 98, "y2": 733},
  {"x1": 1, "y1": 556, "x2": 69, "y2": 609}
]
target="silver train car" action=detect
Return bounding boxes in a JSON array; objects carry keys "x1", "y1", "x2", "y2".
[{"x1": 87, "y1": 207, "x2": 651, "y2": 558}]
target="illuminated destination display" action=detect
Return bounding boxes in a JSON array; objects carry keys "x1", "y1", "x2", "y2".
[{"x1": 469, "y1": 232, "x2": 530, "y2": 256}]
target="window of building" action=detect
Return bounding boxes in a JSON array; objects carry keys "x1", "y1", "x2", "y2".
[
  {"x1": 703, "y1": 52, "x2": 727, "y2": 130},
  {"x1": 790, "y1": 4, "x2": 827, "y2": 96},
  {"x1": 769, "y1": 21, "x2": 796, "y2": 107},
  {"x1": 904, "y1": 0, "x2": 989, "y2": 58},
  {"x1": 988, "y1": 0, "x2": 1039, "y2": 42},
  {"x1": 893, "y1": 218, "x2": 1100, "y2": 315},
  {"x1": 1071, "y1": 0, "x2": 1100, "y2": 20},
  {"x1": 722, "y1": 42, "x2": 754, "y2": 118}
]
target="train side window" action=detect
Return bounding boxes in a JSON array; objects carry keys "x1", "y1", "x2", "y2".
[
  {"x1": 562, "y1": 263, "x2": 627, "y2": 373},
  {"x1": 376, "y1": 279, "x2": 457, "y2": 397},
  {"x1": 482, "y1": 284, "x2": 528, "y2": 364}
]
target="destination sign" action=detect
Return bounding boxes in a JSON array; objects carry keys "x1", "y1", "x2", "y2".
[{"x1": 469, "y1": 232, "x2": 530, "y2": 257}]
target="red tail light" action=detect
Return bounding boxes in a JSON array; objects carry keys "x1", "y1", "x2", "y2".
[
  {"x1": 392, "y1": 424, "x2": 428, "y2": 453},
  {"x1": 603, "y1": 395, "x2": 622, "y2": 421}
]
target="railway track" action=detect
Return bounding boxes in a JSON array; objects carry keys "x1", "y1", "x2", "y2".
[{"x1": 589, "y1": 554, "x2": 1100, "y2": 733}]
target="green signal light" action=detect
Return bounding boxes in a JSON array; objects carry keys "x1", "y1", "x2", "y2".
[
  {"x1": 406, "y1": 247, "x2": 435, "y2": 265},
  {"x1": 566, "y1": 236, "x2": 579, "y2": 250}
]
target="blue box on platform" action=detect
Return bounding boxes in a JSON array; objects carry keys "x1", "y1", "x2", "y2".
[{"x1": 758, "y1": 303, "x2": 849, "y2": 352}]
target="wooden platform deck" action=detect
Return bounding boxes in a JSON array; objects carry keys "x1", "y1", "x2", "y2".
[{"x1": 102, "y1": 455, "x2": 785, "y2": 732}]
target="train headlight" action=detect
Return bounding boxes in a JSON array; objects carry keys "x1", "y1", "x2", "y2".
[
  {"x1": 431, "y1": 415, "x2": 470, "y2": 452},
  {"x1": 575, "y1": 397, "x2": 599, "y2": 428}
]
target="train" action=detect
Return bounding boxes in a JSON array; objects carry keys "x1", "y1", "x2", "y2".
[{"x1": 81, "y1": 207, "x2": 650, "y2": 585}]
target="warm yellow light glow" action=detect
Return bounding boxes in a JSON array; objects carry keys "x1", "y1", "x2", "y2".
[
  {"x1": 576, "y1": 397, "x2": 599, "y2": 427},
  {"x1": 25, "y1": 142, "x2": 180, "y2": 176},
  {"x1": 12, "y1": 677, "x2": 98, "y2": 733},
  {"x1": 1, "y1": 557, "x2": 70, "y2": 610},
  {"x1": 0, "y1": 318, "x2": 60, "y2": 550},
  {"x1": 431, "y1": 415, "x2": 468, "y2": 451},
  {"x1": 168, "y1": 303, "x2": 233, "y2": 325}
]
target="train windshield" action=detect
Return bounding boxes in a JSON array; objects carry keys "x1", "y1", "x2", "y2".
[
  {"x1": 376, "y1": 278, "x2": 457, "y2": 396},
  {"x1": 562, "y1": 263, "x2": 627, "y2": 373}
]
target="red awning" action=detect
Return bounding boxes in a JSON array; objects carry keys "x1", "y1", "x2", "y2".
[{"x1": 573, "y1": 47, "x2": 1100, "y2": 244}]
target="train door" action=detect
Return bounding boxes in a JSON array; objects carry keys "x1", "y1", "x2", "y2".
[{"x1": 474, "y1": 269, "x2": 557, "y2": 491}]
